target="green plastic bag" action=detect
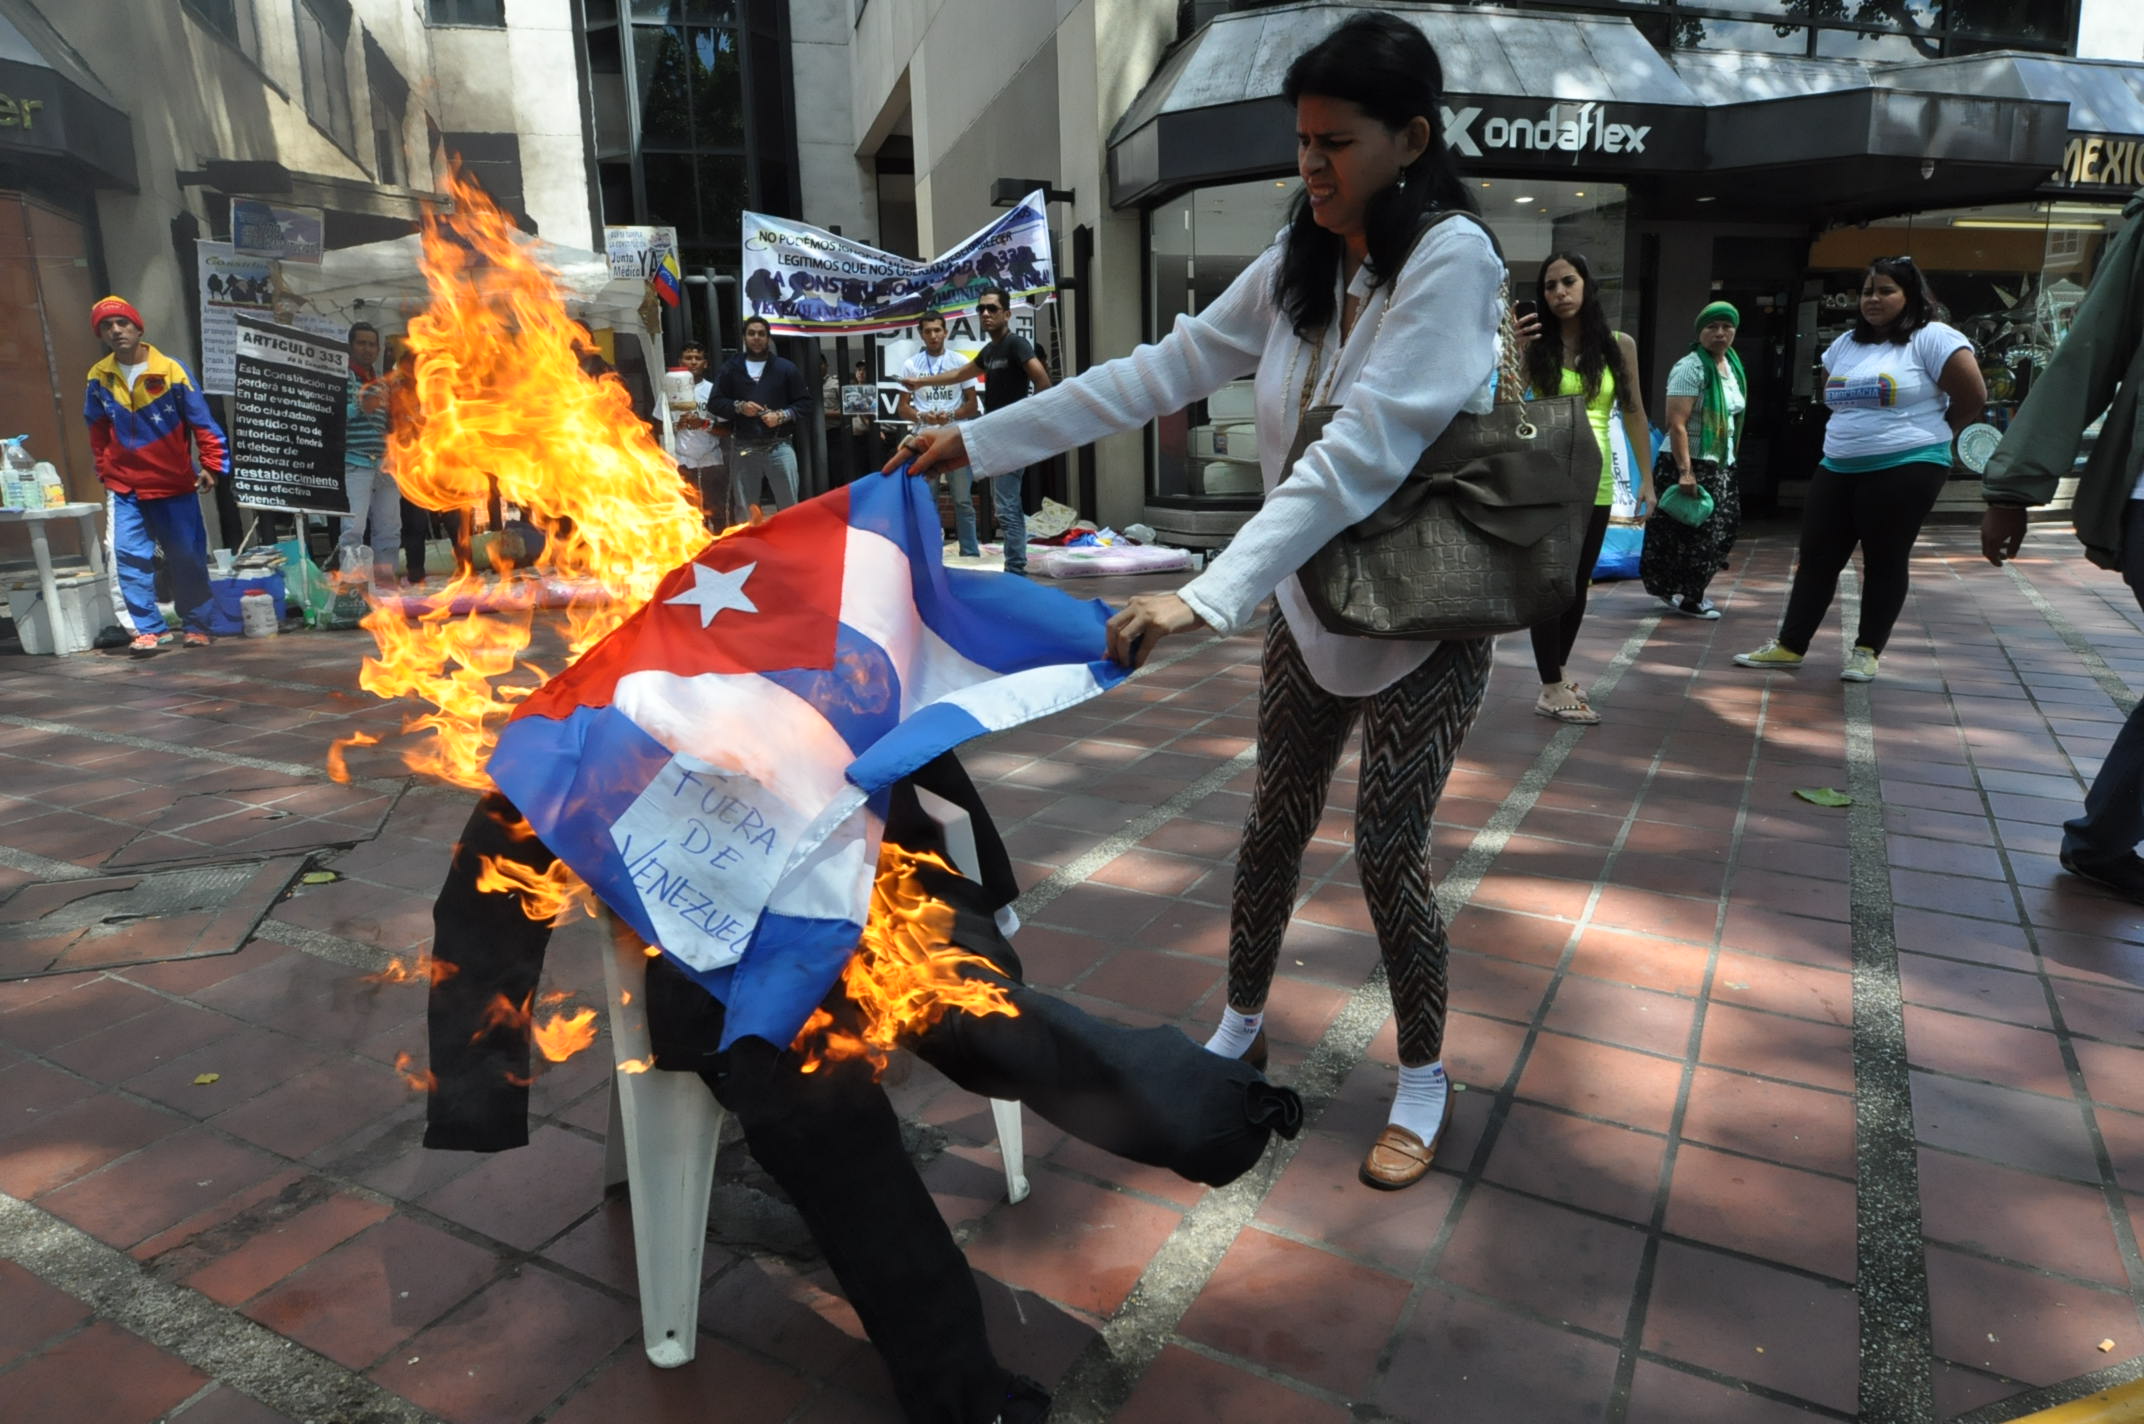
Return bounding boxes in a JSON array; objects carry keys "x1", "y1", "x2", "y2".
[{"x1": 276, "y1": 537, "x2": 333, "y2": 627}]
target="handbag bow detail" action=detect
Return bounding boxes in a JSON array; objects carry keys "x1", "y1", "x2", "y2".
[{"x1": 1349, "y1": 452, "x2": 1582, "y2": 548}]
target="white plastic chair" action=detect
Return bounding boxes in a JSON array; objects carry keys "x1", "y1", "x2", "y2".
[{"x1": 600, "y1": 787, "x2": 1028, "y2": 1367}]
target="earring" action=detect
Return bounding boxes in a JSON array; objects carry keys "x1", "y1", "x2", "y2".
[{"x1": 1396, "y1": 173, "x2": 1408, "y2": 190}]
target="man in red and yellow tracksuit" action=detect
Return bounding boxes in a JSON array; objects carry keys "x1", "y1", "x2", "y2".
[{"x1": 82, "y1": 295, "x2": 227, "y2": 651}]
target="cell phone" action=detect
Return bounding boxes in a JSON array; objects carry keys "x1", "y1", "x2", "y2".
[{"x1": 1514, "y1": 300, "x2": 1538, "y2": 322}]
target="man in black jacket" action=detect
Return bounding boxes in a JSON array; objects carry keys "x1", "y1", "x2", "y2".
[{"x1": 709, "y1": 316, "x2": 811, "y2": 512}]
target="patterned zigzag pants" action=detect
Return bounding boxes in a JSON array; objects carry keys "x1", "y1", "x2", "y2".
[{"x1": 1227, "y1": 615, "x2": 1496, "y2": 1066}]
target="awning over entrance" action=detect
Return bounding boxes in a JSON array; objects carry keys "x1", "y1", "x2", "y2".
[
  {"x1": 1880, "y1": 54, "x2": 2144, "y2": 193},
  {"x1": 1108, "y1": 1, "x2": 1706, "y2": 208},
  {"x1": 0, "y1": 0, "x2": 134, "y2": 189}
]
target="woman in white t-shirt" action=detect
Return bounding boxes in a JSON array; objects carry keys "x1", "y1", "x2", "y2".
[
  {"x1": 1736, "y1": 257, "x2": 1985, "y2": 682},
  {"x1": 888, "y1": 14, "x2": 1502, "y2": 1191}
]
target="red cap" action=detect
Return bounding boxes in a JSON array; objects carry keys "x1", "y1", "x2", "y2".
[{"x1": 91, "y1": 295, "x2": 144, "y2": 335}]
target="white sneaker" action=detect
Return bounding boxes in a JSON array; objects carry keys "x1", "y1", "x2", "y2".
[{"x1": 1841, "y1": 645, "x2": 1879, "y2": 682}]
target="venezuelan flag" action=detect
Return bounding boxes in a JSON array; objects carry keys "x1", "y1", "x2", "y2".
[{"x1": 653, "y1": 250, "x2": 682, "y2": 307}]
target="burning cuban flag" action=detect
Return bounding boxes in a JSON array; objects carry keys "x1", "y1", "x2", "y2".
[{"x1": 485, "y1": 472, "x2": 1126, "y2": 1050}]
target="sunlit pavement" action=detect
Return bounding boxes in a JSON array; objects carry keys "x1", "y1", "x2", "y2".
[{"x1": 1, "y1": 519, "x2": 2141, "y2": 1423}]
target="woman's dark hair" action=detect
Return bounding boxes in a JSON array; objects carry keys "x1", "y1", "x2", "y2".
[
  {"x1": 1274, "y1": 11, "x2": 1477, "y2": 338},
  {"x1": 1524, "y1": 252, "x2": 1621, "y2": 404},
  {"x1": 1851, "y1": 256, "x2": 1944, "y2": 345}
]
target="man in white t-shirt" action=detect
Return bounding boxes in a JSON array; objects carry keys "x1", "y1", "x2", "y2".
[
  {"x1": 897, "y1": 311, "x2": 982, "y2": 554},
  {"x1": 672, "y1": 341, "x2": 729, "y2": 530}
]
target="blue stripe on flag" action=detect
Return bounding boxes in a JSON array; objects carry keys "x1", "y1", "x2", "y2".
[
  {"x1": 759, "y1": 622, "x2": 903, "y2": 758},
  {"x1": 716, "y1": 909, "x2": 867, "y2": 1049},
  {"x1": 843, "y1": 701, "x2": 988, "y2": 794},
  {"x1": 843, "y1": 473, "x2": 1121, "y2": 675}
]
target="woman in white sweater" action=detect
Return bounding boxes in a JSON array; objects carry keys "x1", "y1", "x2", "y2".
[{"x1": 891, "y1": 11, "x2": 1503, "y2": 1191}]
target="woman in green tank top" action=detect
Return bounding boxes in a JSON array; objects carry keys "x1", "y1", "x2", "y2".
[{"x1": 1514, "y1": 251, "x2": 1655, "y2": 725}]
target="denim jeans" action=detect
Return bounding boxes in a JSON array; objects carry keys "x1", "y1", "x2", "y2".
[
  {"x1": 2064, "y1": 498, "x2": 2144, "y2": 864},
  {"x1": 733, "y1": 440, "x2": 799, "y2": 511},
  {"x1": 945, "y1": 465, "x2": 981, "y2": 556},
  {"x1": 338, "y1": 461, "x2": 403, "y2": 576},
  {"x1": 991, "y1": 467, "x2": 1027, "y2": 576}
]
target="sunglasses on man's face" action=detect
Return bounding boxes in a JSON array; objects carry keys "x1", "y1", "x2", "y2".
[{"x1": 977, "y1": 303, "x2": 1004, "y2": 313}]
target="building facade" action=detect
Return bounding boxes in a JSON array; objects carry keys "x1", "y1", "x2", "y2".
[
  {"x1": 819, "y1": 0, "x2": 2144, "y2": 538},
  {"x1": 0, "y1": 0, "x2": 594, "y2": 544}
]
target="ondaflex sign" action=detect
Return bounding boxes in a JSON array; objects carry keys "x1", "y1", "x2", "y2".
[{"x1": 1441, "y1": 101, "x2": 1652, "y2": 159}]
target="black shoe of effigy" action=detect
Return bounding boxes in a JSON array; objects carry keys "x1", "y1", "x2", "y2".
[{"x1": 2060, "y1": 850, "x2": 2144, "y2": 905}]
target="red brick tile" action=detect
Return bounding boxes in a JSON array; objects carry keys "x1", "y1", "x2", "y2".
[
  {"x1": 37, "y1": 1125, "x2": 282, "y2": 1250},
  {"x1": 2037, "y1": 928, "x2": 2144, "y2": 993},
  {"x1": 1912, "y1": 1071, "x2": 2101, "y2": 1183},
  {"x1": 1887, "y1": 834, "x2": 2007, "y2": 880},
  {"x1": 544, "y1": 1340, "x2": 812, "y2": 1424},
  {"x1": 0, "y1": 1058, "x2": 97, "y2": 1141},
  {"x1": 0, "y1": 1091, "x2": 185, "y2": 1198},
  {"x1": 1898, "y1": 953, "x2": 2053, "y2": 1029},
  {"x1": 418, "y1": 1123, "x2": 606, "y2": 1251},
  {"x1": 243, "y1": 1215, "x2": 502, "y2": 1369},
  {"x1": 1734, "y1": 837, "x2": 1852, "y2": 883},
  {"x1": 208, "y1": 1059, "x2": 413, "y2": 1160},
  {"x1": 1726, "y1": 867, "x2": 1852, "y2": 924},
  {"x1": 2052, "y1": 978, "x2": 2144, "y2": 1049},
  {"x1": 1480, "y1": 1101, "x2": 1666, "y2": 1223},
  {"x1": 2074, "y1": 1039, "x2": 2144, "y2": 1116},
  {"x1": 1138, "y1": 816, "x2": 1244, "y2": 860},
  {"x1": 1710, "y1": 951, "x2": 1850, "y2": 1027},
  {"x1": 696, "y1": 1257, "x2": 872, "y2": 1379},
  {"x1": 962, "y1": 1169, "x2": 1182, "y2": 1317},
  {"x1": 1447, "y1": 952, "x2": 1555, "y2": 1025},
  {"x1": 1903, "y1": 1004, "x2": 2072, "y2": 1098},
  {"x1": 370, "y1": 1266, "x2": 640, "y2": 1424},
  {"x1": 1004, "y1": 924, "x2": 1116, "y2": 986},
  {"x1": 1891, "y1": 908, "x2": 2038, "y2": 973},
  {"x1": 1680, "y1": 1067, "x2": 1855, "y2": 1177},
  {"x1": 1450, "y1": 906, "x2": 1576, "y2": 967},
  {"x1": 1919, "y1": 1146, "x2": 2129, "y2": 1288},
  {"x1": 0, "y1": 1320, "x2": 206, "y2": 1423},
  {"x1": 1931, "y1": 1362, "x2": 2025, "y2": 1420},
  {"x1": 1591, "y1": 887, "x2": 1719, "y2": 943},
  {"x1": 0, "y1": 973, "x2": 167, "y2": 1053},
  {"x1": 1717, "y1": 905, "x2": 1851, "y2": 970},
  {"x1": 0, "y1": 1258, "x2": 91, "y2": 1364},
  {"x1": 1026, "y1": 882, "x2": 1171, "y2": 940},
  {"x1": 41, "y1": 997, "x2": 244, "y2": 1084},
  {"x1": 1699, "y1": 1003, "x2": 1852, "y2": 1094},
  {"x1": 1543, "y1": 977, "x2": 1696, "y2": 1058},
  {"x1": 1254, "y1": 1129, "x2": 1458, "y2": 1275},
  {"x1": 120, "y1": 1021, "x2": 331, "y2": 1119},
  {"x1": 1564, "y1": 931, "x2": 1705, "y2": 1000},
  {"x1": 1625, "y1": 1360, "x2": 1841, "y2": 1424},
  {"x1": 1376, "y1": 1286, "x2": 1621, "y2": 1421},
  {"x1": 1468, "y1": 871, "x2": 1594, "y2": 922},
  {"x1": 1273, "y1": 921, "x2": 1379, "y2": 989},
  {"x1": 1074, "y1": 949, "x2": 1221, "y2": 1018},
  {"x1": 1178, "y1": 1229, "x2": 1408, "y2": 1397},
  {"x1": 1048, "y1": 1131, "x2": 1208, "y2": 1208},
  {"x1": 1254, "y1": 977, "x2": 1351, "y2": 1050},
  {"x1": 1115, "y1": 1343, "x2": 1353, "y2": 1424},
  {"x1": 1643, "y1": 1241, "x2": 1857, "y2": 1413},
  {"x1": 1495, "y1": 833, "x2": 1613, "y2": 884},
  {"x1": 1515, "y1": 1032, "x2": 1685, "y2": 1134},
  {"x1": 1925, "y1": 1245, "x2": 2138, "y2": 1386},
  {"x1": 1436, "y1": 1183, "x2": 1646, "y2": 1335},
  {"x1": 183, "y1": 1192, "x2": 394, "y2": 1306},
  {"x1": 1665, "y1": 1144, "x2": 1855, "y2": 1281}
]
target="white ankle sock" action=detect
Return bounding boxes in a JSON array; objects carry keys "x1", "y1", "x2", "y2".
[
  {"x1": 1205, "y1": 1008, "x2": 1264, "y2": 1059},
  {"x1": 1390, "y1": 1062, "x2": 1449, "y2": 1142}
]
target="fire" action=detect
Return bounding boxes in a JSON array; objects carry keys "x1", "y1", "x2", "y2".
[
  {"x1": 792, "y1": 845, "x2": 1019, "y2": 1075},
  {"x1": 327, "y1": 730, "x2": 380, "y2": 784},
  {"x1": 617, "y1": 1057, "x2": 654, "y2": 1074},
  {"x1": 367, "y1": 955, "x2": 458, "y2": 986},
  {"x1": 392, "y1": 1052, "x2": 438, "y2": 1093},
  {"x1": 476, "y1": 853, "x2": 597, "y2": 924},
  {"x1": 352, "y1": 164, "x2": 711, "y2": 791},
  {"x1": 533, "y1": 1007, "x2": 600, "y2": 1063},
  {"x1": 474, "y1": 992, "x2": 531, "y2": 1039}
]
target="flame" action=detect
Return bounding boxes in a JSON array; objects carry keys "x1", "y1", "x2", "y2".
[
  {"x1": 533, "y1": 1007, "x2": 600, "y2": 1063},
  {"x1": 476, "y1": 853, "x2": 597, "y2": 924},
  {"x1": 474, "y1": 992, "x2": 532, "y2": 1041},
  {"x1": 617, "y1": 1057, "x2": 654, "y2": 1074},
  {"x1": 349, "y1": 164, "x2": 710, "y2": 791},
  {"x1": 367, "y1": 955, "x2": 458, "y2": 986},
  {"x1": 327, "y1": 730, "x2": 381, "y2": 784},
  {"x1": 791, "y1": 845, "x2": 1019, "y2": 1076},
  {"x1": 392, "y1": 1052, "x2": 438, "y2": 1093}
]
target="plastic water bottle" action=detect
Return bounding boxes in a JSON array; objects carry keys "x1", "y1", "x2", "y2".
[{"x1": 0, "y1": 437, "x2": 34, "y2": 510}]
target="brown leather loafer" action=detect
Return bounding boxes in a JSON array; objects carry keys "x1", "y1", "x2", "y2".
[{"x1": 1359, "y1": 1091, "x2": 1454, "y2": 1191}]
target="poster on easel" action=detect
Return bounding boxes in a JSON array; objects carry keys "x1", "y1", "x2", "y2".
[{"x1": 229, "y1": 316, "x2": 351, "y2": 515}]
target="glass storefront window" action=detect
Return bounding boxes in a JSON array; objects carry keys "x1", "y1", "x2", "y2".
[
  {"x1": 1144, "y1": 176, "x2": 1629, "y2": 503},
  {"x1": 1803, "y1": 199, "x2": 2125, "y2": 429}
]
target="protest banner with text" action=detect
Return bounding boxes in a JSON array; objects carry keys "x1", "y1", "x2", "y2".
[{"x1": 229, "y1": 316, "x2": 351, "y2": 514}]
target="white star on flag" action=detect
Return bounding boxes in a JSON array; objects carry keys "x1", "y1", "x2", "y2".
[{"x1": 664, "y1": 560, "x2": 759, "y2": 627}]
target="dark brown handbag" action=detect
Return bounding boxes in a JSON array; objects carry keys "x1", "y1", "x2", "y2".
[{"x1": 1291, "y1": 213, "x2": 1601, "y2": 641}]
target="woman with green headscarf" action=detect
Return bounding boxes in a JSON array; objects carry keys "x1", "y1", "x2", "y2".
[{"x1": 1642, "y1": 301, "x2": 1746, "y2": 617}]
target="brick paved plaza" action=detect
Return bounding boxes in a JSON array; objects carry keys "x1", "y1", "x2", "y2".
[{"x1": 1, "y1": 520, "x2": 2141, "y2": 1423}]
